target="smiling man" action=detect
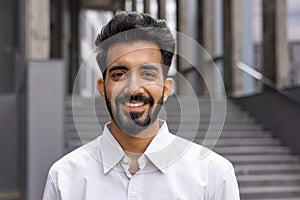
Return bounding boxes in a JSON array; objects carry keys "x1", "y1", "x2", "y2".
[
  {"x1": 98, "y1": 41, "x2": 172, "y2": 137},
  {"x1": 43, "y1": 11, "x2": 240, "y2": 200}
]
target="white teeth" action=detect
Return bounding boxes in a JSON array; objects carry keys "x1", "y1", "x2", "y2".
[{"x1": 125, "y1": 102, "x2": 144, "y2": 107}]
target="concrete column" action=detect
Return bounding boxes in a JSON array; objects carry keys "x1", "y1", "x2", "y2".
[
  {"x1": 62, "y1": 0, "x2": 71, "y2": 94},
  {"x1": 176, "y1": 0, "x2": 198, "y2": 96},
  {"x1": 276, "y1": 0, "x2": 290, "y2": 88},
  {"x1": 132, "y1": 0, "x2": 137, "y2": 11},
  {"x1": 27, "y1": 60, "x2": 64, "y2": 200},
  {"x1": 263, "y1": 0, "x2": 290, "y2": 88},
  {"x1": 69, "y1": 0, "x2": 80, "y2": 93},
  {"x1": 195, "y1": 0, "x2": 205, "y2": 95},
  {"x1": 0, "y1": 0, "x2": 15, "y2": 93},
  {"x1": 223, "y1": 0, "x2": 242, "y2": 96},
  {"x1": 143, "y1": 0, "x2": 150, "y2": 14},
  {"x1": 262, "y1": 0, "x2": 276, "y2": 85},
  {"x1": 50, "y1": 0, "x2": 62, "y2": 58},
  {"x1": 158, "y1": 0, "x2": 166, "y2": 19},
  {"x1": 198, "y1": 0, "x2": 217, "y2": 96},
  {"x1": 241, "y1": 0, "x2": 255, "y2": 95},
  {"x1": 203, "y1": 0, "x2": 215, "y2": 55},
  {"x1": 231, "y1": 0, "x2": 242, "y2": 96},
  {"x1": 25, "y1": 0, "x2": 50, "y2": 59}
]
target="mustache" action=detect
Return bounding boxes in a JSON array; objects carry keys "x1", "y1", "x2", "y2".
[{"x1": 116, "y1": 94, "x2": 154, "y2": 105}]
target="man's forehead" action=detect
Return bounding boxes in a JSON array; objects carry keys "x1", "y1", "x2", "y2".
[
  {"x1": 106, "y1": 41, "x2": 162, "y2": 69},
  {"x1": 107, "y1": 41, "x2": 160, "y2": 57}
]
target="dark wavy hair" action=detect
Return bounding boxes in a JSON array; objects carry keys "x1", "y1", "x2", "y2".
[{"x1": 95, "y1": 11, "x2": 176, "y2": 79}]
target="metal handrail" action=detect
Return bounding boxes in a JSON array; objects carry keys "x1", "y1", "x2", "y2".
[
  {"x1": 219, "y1": 58, "x2": 300, "y2": 107},
  {"x1": 182, "y1": 56, "x2": 300, "y2": 107},
  {"x1": 233, "y1": 61, "x2": 277, "y2": 91}
]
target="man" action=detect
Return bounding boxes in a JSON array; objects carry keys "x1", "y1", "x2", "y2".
[{"x1": 43, "y1": 11, "x2": 240, "y2": 199}]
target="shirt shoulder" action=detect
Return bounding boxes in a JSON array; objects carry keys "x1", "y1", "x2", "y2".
[
  {"x1": 173, "y1": 136, "x2": 235, "y2": 182},
  {"x1": 175, "y1": 136, "x2": 233, "y2": 169},
  {"x1": 193, "y1": 141, "x2": 233, "y2": 168},
  {"x1": 173, "y1": 137, "x2": 239, "y2": 199},
  {"x1": 48, "y1": 136, "x2": 102, "y2": 176}
]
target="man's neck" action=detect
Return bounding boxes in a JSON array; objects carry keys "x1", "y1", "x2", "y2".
[{"x1": 108, "y1": 120, "x2": 160, "y2": 153}]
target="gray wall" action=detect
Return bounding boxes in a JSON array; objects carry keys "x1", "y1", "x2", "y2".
[
  {"x1": 0, "y1": 95, "x2": 18, "y2": 191},
  {"x1": 27, "y1": 60, "x2": 64, "y2": 200},
  {"x1": 235, "y1": 87, "x2": 300, "y2": 154},
  {"x1": 0, "y1": 0, "x2": 15, "y2": 93}
]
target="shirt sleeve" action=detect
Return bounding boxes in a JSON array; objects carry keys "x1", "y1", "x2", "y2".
[
  {"x1": 210, "y1": 166, "x2": 240, "y2": 200},
  {"x1": 42, "y1": 172, "x2": 61, "y2": 200}
]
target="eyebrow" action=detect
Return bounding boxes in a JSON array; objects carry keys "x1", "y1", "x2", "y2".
[
  {"x1": 108, "y1": 64, "x2": 159, "y2": 74},
  {"x1": 139, "y1": 64, "x2": 159, "y2": 71},
  {"x1": 108, "y1": 65, "x2": 128, "y2": 73}
]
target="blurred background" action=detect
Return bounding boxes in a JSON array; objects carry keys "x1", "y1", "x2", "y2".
[{"x1": 1, "y1": 0, "x2": 300, "y2": 199}]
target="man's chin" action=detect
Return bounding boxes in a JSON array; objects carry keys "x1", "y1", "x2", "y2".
[
  {"x1": 114, "y1": 115, "x2": 153, "y2": 136},
  {"x1": 118, "y1": 110, "x2": 147, "y2": 124},
  {"x1": 117, "y1": 122, "x2": 149, "y2": 136},
  {"x1": 129, "y1": 111, "x2": 146, "y2": 121},
  {"x1": 123, "y1": 116, "x2": 151, "y2": 129}
]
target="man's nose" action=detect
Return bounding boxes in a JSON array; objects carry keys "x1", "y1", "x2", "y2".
[{"x1": 124, "y1": 73, "x2": 145, "y2": 95}]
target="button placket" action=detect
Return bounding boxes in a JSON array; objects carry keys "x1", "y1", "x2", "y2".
[
  {"x1": 121, "y1": 155, "x2": 132, "y2": 179},
  {"x1": 127, "y1": 173, "x2": 143, "y2": 200}
]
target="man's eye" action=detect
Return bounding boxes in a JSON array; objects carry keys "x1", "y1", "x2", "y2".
[
  {"x1": 142, "y1": 71, "x2": 156, "y2": 78},
  {"x1": 112, "y1": 72, "x2": 127, "y2": 78}
]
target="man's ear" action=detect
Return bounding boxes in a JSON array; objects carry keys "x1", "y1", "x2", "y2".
[
  {"x1": 163, "y1": 78, "x2": 174, "y2": 102},
  {"x1": 97, "y1": 78, "x2": 106, "y2": 100}
]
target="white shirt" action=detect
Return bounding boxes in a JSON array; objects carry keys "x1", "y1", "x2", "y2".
[{"x1": 43, "y1": 121, "x2": 240, "y2": 200}]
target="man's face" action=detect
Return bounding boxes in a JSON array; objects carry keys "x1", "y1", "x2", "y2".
[{"x1": 97, "y1": 41, "x2": 173, "y2": 136}]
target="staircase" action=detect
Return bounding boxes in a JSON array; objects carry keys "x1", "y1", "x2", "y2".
[{"x1": 65, "y1": 96, "x2": 300, "y2": 199}]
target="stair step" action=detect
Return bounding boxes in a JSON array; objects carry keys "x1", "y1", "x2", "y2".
[
  {"x1": 66, "y1": 110, "x2": 250, "y2": 118},
  {"x1": 197, "y1": 138, "x2": 281, "y2": 146},
  {"x1": 226, "y1": 155, "x2": 300, "y2": 165},
  {"x1": 235, "y1": 164, "x2": 300, "y2": 175},
  {"x1": 240, "y1": 186, "x2": 300, "y2": 199},
  {"x1": 65, "y1": 117, "x2": 256, "y2": 124},
  {"x1": 185, "y1": 131, "x2": 272, "y2": 139},
  {"x1": 65, "y1": 136, "x2": 282, "y2": 147},
  {"x1": 65, "y1": 130, "x2": 273, "y2": 140},
  {"x1": 65, "y1": 124, "x2": 264, "y2": 132},
  {"x1": 214, "y1": 146, "x2": 290, "y2": 155},
  {"x1": 65, "y1": 120, "x2": 258, "y2": 125},
  {"x1": 238, "y1": 174, "x2": 300, "y2": 187},
  {"x1": 251, "y1": 198, "x2": 300, "y2": 200},
  {"x1": 65, "y1": 116, "x2": 257, "y2": 124}
]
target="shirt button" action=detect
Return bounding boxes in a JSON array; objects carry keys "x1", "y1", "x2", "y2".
[
  {"x1": 123, "y1": 157, "x2": 129, "y2": 164},
  {"x1": 132, "y1": 191, "x2": 137, "y2": 197}
]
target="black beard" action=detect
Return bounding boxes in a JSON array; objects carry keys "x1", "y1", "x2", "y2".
[{"x1": 104, "y1": 89, "x2": 164, "y2": 136}]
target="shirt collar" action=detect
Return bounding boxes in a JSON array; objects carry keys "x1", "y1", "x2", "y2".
[
  {"x1": 144, "y1": 122, "x2": 192, "y2": 173},
  {"x1": 143, "y1": 122, "x2": 175, "y2": 173},
  {"x1": 100, "y1": 121, "x2": 192, "y2": 174},
  {"x1": 100, "y1": 124, "x2": 125, "y2": 174}
]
